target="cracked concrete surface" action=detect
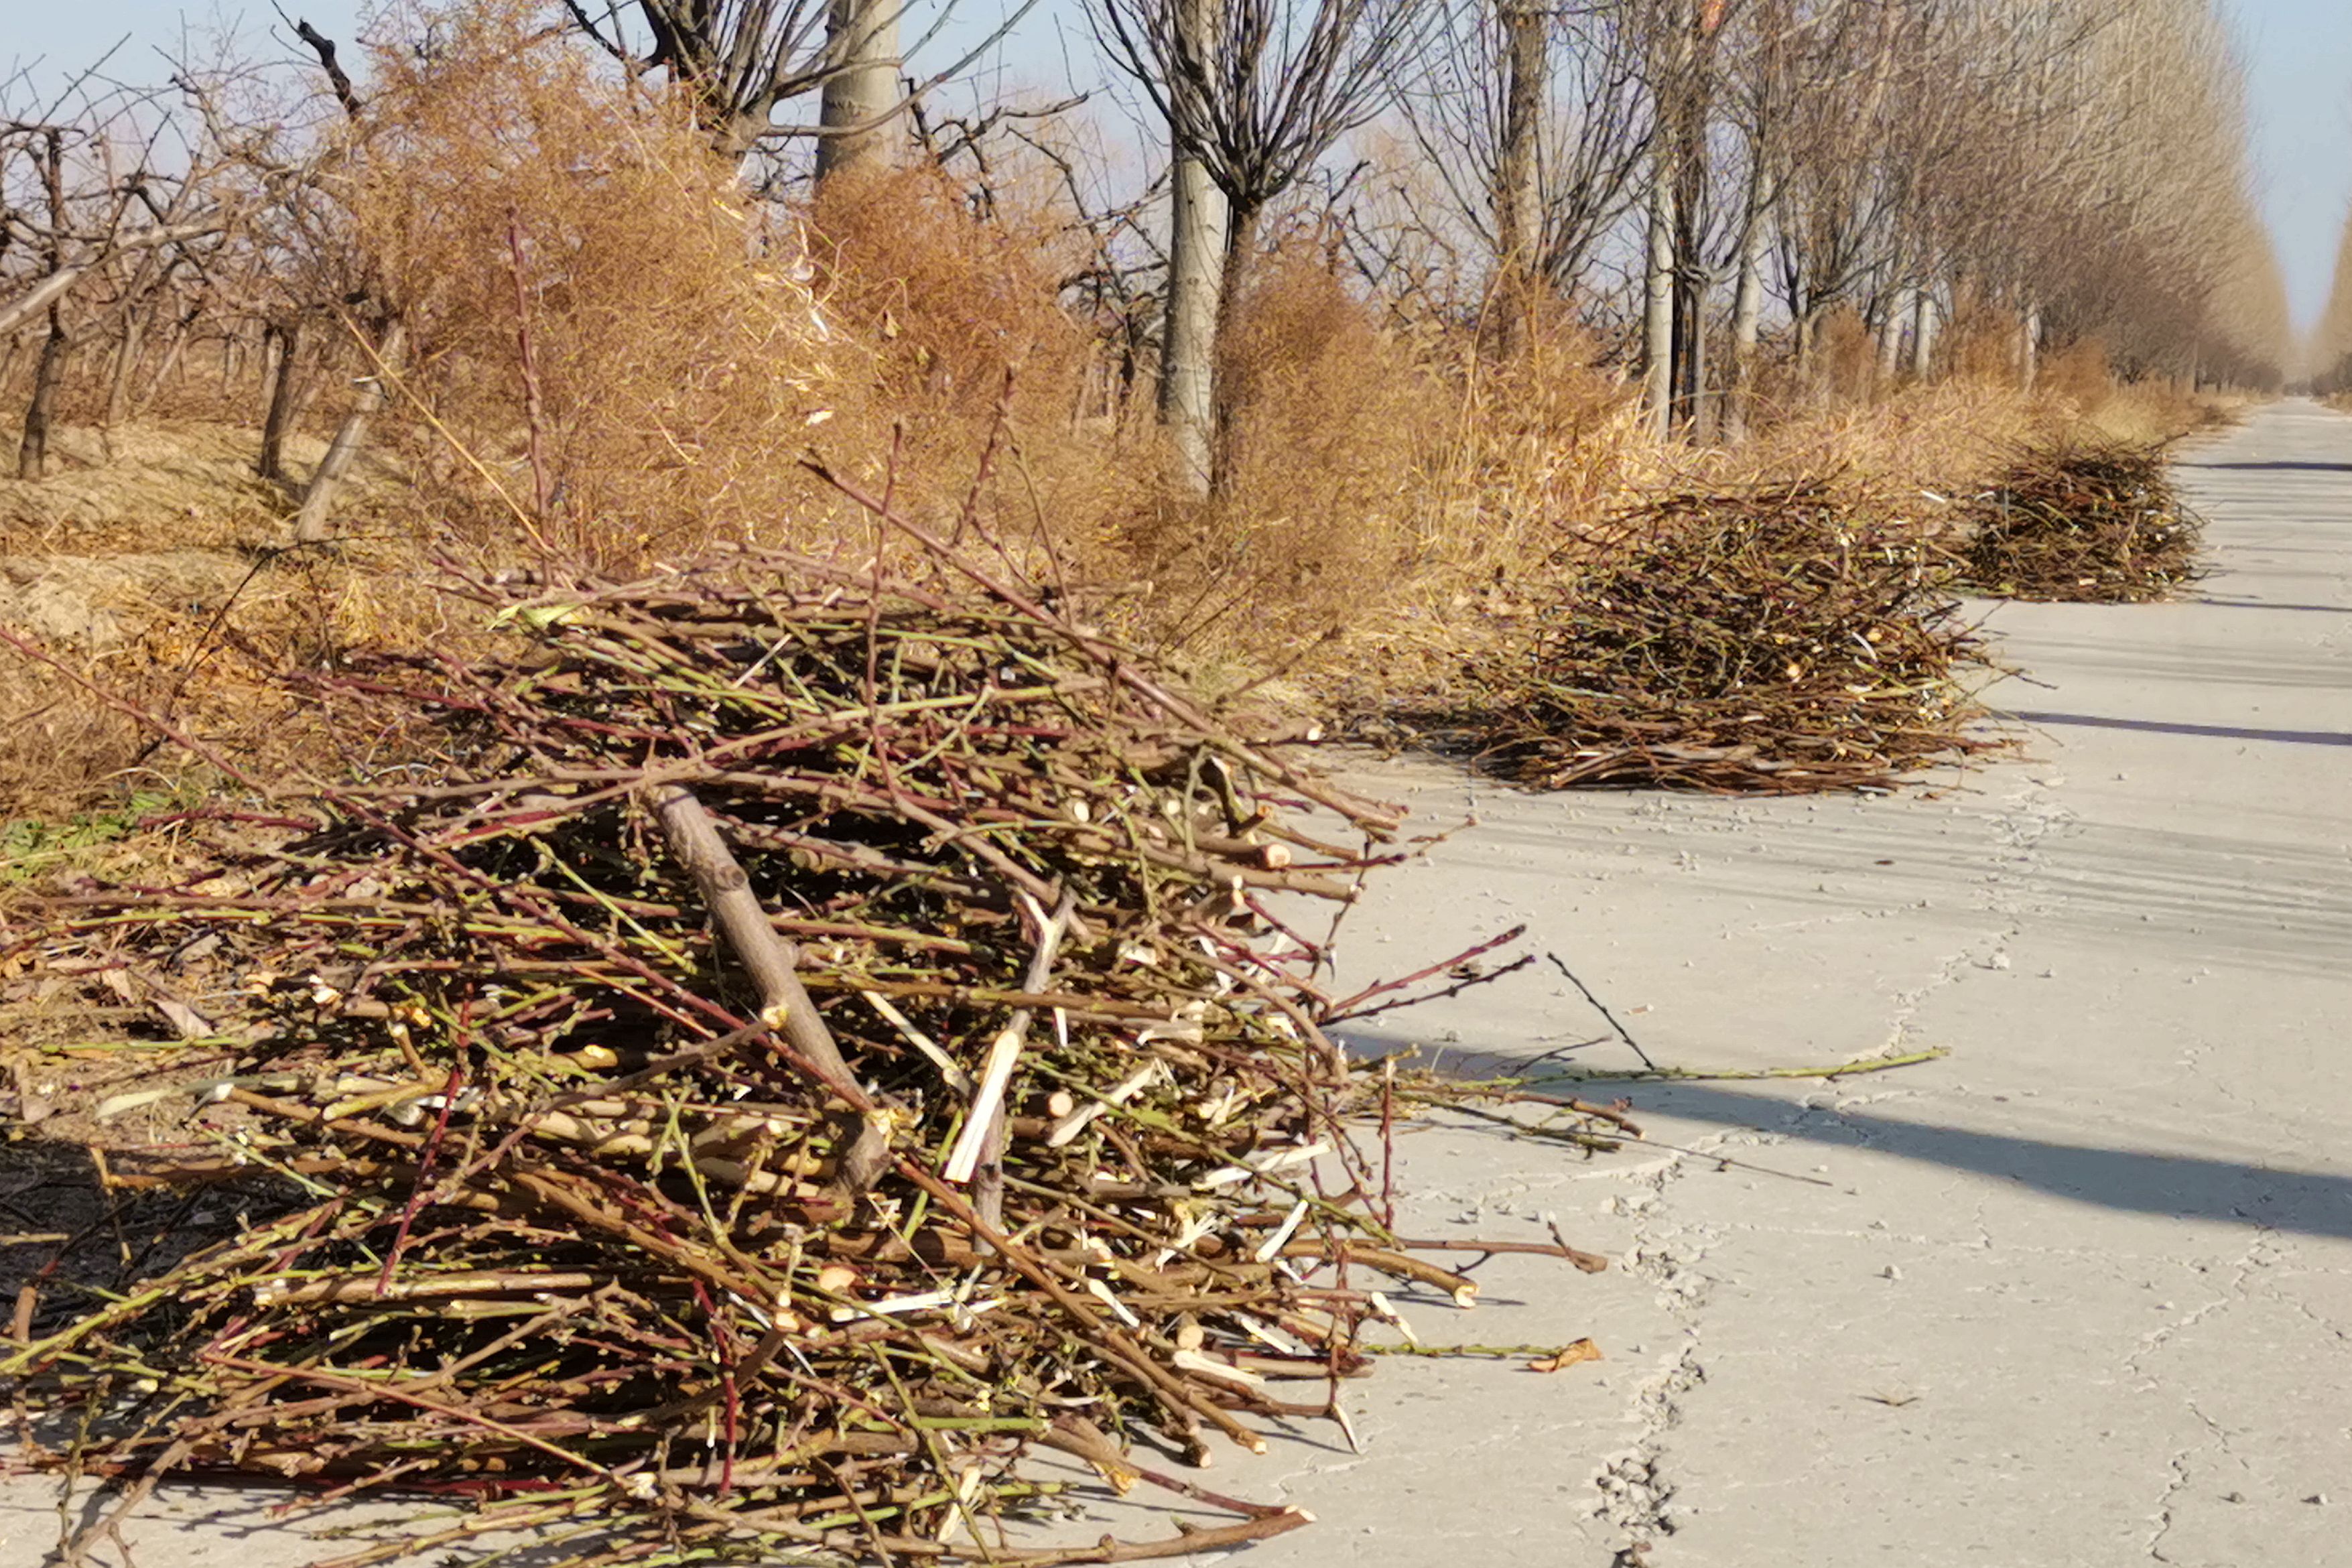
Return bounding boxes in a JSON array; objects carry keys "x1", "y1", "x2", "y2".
[
  {"x1": 1212, "y1": 399, "x2": 2352, "y2": 1566},
  {"x1": 5, "y1": 402, "x2": 2349, "y2": 1566}
]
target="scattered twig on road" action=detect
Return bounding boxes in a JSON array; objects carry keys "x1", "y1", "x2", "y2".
[{"x1": 1547, "y1": 952, "x2": 1658, "y2": 1072}]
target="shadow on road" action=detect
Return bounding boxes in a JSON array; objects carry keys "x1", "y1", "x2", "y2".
[
  {"x1": 2004, "y1": 708, "x2": 2352, "y2": 748},
  {"x1": 1329, "y1": 1018, "x2": 2352, "y2": 1242},
  {"x1": 1605, "y1": 1080, "x2": 2352, "y2": 1242},
  {"x1": 2188, "y1": 597, "x2": 2352, "y2": 614},
  {"x1": 2178, "y1": 460, "x2": 2352, "y2": 472}
]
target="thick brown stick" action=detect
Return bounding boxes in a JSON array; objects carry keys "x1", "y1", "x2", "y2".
[{"x1": 647, "y1": 783, "x2": 856, "y2": 1097}]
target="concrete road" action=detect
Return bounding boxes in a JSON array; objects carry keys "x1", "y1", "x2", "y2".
[
  {"x1": 1224, "y1": 395, "x2": 2352, "y2": 1565},
  {"x1": 5, "y1": 401, "x2": 2345, "y2": 1566}
]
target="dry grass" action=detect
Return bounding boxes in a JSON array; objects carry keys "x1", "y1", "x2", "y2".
[
  {"x1": 0, "y1": 422, "x2": 312, "y2": 551},
  {"x1": 809, "y1": 164, "x2": 1095, "y2": 437},
  {"x1": 0, "y1": 416, "x2": 431, "y2": 815},
  {"x1": 1417, "y1": 305, "x2": 1649, "y2": 566},
  {"x1": 0, "y1": 0, "x2": 2251, "y2": 821},
  {"x1": 1107, "y1": 247, "x2": 1457, "y2": 663},
  {"x1": 0, "y1": 364, "x2": 2227, "y2": 819},
  {"x1": 0, "y1": 531, "x2": 454, "y2": 818},
  {"x1": 346, "y1": 0, "x2": 837, "y2": 564},
  {"x1": 1733, "y1": 378, "x2": 2047, "y2": 506}
]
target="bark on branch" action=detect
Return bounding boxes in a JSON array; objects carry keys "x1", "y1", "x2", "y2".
[{"x1": 646, "y1": 783, "x2": 860, "y2": 1099}]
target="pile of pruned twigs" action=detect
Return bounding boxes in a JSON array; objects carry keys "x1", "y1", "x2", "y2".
[
  {"x1": 1956, "y1": 441, "x2": 2205, "y2": 602},
  {"x1": 1, "y1": 521, "x2": 1626, "y2": 1567},
  {"x1": 1459, "y1": 481, "x2": 2000, "y2": 793}
]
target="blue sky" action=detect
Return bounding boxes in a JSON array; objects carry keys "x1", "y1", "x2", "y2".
[
  {"x1": 2221, "y1": 0, "x2": 2352, "y2": 330},
  {"x1": 12, "y1": 0, "x2": 2352, "y2": 331}
]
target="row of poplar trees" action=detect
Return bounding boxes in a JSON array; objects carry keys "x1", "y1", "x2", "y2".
[
  {"x1": 506, "y1": 0, "x2": 2291, "y2": 492},
  {"x1": 3, "y1": 0, "x2": 2289, "y2": 500},
  {"x1": 1081, "y1": 0, "x2": 2286, "y2": 491}
]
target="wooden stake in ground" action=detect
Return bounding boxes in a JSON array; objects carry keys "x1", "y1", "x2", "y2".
[{"x1": 292, "y1": 319, "x2": 405, "y2": 544}]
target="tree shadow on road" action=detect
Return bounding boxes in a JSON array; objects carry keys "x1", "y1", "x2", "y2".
[
  {"x1": 1336, "y1": 1024, "x2": 2352, "y2": 1242},
  {"x1": 1585, "y1": 1079, "x2": 2352, "y2": 1242},
  {"x1": 2176, "y1": 460, "x2": 2352, "y2": 472},
  {"x1": 2003, "y1": 708, "x2": 2352, "y2": 747}
]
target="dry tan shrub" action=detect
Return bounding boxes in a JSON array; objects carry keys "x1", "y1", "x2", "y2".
[
  {"x1": 347, "y1": 0, "x2": 834, "y2": 566},
  {"x1": 1813, "y1": 306, "x2": 1882, "y2": 402},
  {"x1": 1748, "y1": 304, "x2": 1874, "y2": 411},
  {"x1": 2080, "y1": 380, "x2": 2219, "y2": 446},
  {"x1": 1431, "y1": 304, "x2": 1644, "y2": 560},
  {"x1": 797, "y1": 161, "x2": 1165, "y2": 564},
  {"x1": 1108, "y1": 247, "x2": 1450, "y2": 653},
  {"x1": 1944, "y1": 295, "x2": 2030, "y2": 385},
  {"x1": 2041, "y1": 338, "x2": 2113, "y2": 409},
  {"x1": 809, "y1": 165, "x2": 1091, "y2": 438},
  {"x1": 340, "y1": 5, "x2": 1163, "y2": 588},
  {"x1": 2027, "y1": 338, "x2": 2219, "y2": 446},
  {"x1": 1742, "y1": 379, "x2": 2044, "y2": 501}
]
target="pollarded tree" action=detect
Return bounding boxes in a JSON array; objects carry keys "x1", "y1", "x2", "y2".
[
  {"x1": 562, "y1": 0, "x2": 1026, "y2": 167},
  {"x1": 1398, "y1": 0, "x2": 1654, "y2": 352},
  {"x1": 1087, "y1": 0, "x2": 1436, "y2": 494}
]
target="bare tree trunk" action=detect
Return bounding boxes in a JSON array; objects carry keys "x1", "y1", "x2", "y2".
[
  {"x1": 1725, "y1": 190, "x2": 1771, "y2": 444},
  {"x1": 1683, "y1": 279, "x2": 1711, "y2": 439},
  {"x1": 19, "y1": 129, "x2": 68, "y2": 482},
  {"x1": 1159, "y1": 0, "x2": 1229, "y2": 499},
  {"x1": 292, "y1": 320, "x2": 405, "y2": 544},
  {"x1": 2020, "y1": 303, "x2": 2040, "y2": 389},
  {"x1": 138, "y1": 308, "x2": 200, "y2": 415},
  {"x1": 17, "y1": 306, "x2": 70, "y2": 481},
  {"x1": 1212, "y1": 191, "x2": 1268, "y2": 343},
  {"x1": 815, "y1": 0, "x2": 903, "y2": 181},
  {"x1": 259, "y1": 319, "x2": 305, "y2": 483},
  {"x1": 101, "y1": 251, "x2": 172, "y2": 447},
  {"x1": 1908, "y1": 284, "x2": 1936, "y2": 381},
  {"x1": 1492, "y1": 0, "x2": 1545, "y2": 356},
  {"x1": 1642, "y1": 172, "x2": 1675, "y2": 438},
  {"x1": 1876, "y1": 283, "x2": 1907, "y2": 385},
  {"x1": 1161, "y1": 157, "x2": 1228, "y2": 497},
  {"x1": 1670, "y1": 134, "x2": 1707, "y2": 434},
  {"x1": 1200, "y1": 196, "x2": 1276, "y2": 486},
  {"x1": 103, "y1": 316, "x2": 143, "y2": 436}
]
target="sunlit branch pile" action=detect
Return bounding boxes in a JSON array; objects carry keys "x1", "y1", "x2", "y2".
[
  {"x1": 1, "y1": 533, "x2": 1629, "y2": 1567},
  {"x1": 1459, "y1": 483, "x2": 1999, "y2": 793},
  {"x1": 1956, "y1": 442, "x2": 2207, "y2": 602}
]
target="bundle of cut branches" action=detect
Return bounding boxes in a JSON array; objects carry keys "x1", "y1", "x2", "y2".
[
  {"x1": 1, "y1": 526, "x2": 1625, "y2": 1567},
  {"x1": 1457, "y1": 482, "x2": 1998, "y2": 793},
  {"x1": 1957, "y1": 441, "x2": 2205, "y2": 602}
]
